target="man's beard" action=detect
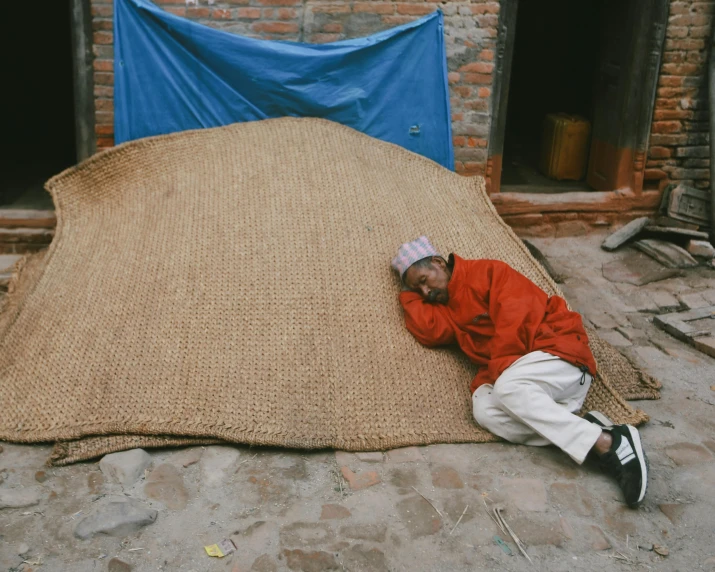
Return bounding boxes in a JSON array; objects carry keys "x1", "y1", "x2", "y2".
[{"x1": 427, "y1": 290, "x2": 445, "y2": 304}]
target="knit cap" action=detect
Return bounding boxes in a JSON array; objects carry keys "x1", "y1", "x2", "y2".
[{"x1": 391, "y1": 236, "x2": 440, "y2": 279}]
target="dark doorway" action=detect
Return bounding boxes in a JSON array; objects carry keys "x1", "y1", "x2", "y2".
[
  {"x1": 1, "y1": 1, "x2": 76, "y2": 209},
  {"x1": 500, "y1": 0, "x2": 602, "y2": 193}
]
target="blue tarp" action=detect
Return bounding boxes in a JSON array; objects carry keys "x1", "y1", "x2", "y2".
[{"x1": 114, "y1": 0, "x2": 454, "y2": 169}]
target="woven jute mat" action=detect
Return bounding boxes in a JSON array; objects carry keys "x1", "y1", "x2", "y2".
[{"x1": 0, "y1": 118, "x2": 660, "y2": 466}]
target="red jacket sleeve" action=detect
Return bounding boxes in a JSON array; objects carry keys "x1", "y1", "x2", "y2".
[
  {"x1": 399, "y1": 291, "x2": 456, "y2": 347},
  {"x1": 485, "y1": 261, "x2": 549, "y2": 381}
]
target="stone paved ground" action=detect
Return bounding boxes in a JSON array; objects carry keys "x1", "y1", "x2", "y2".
[{"x1": 1, "y1": 234, "x2": 714, "y2": 572}]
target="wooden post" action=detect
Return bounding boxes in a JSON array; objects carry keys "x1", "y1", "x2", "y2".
[{"x1": 70, "y1": 0, "x2": 96, "y2": 162}]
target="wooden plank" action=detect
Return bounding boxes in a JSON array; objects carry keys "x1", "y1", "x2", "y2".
[
  {"x1": 0, "y1": 210, "x2": 56, "y2": 229},
  {"x1": 491, "y1": 189, "x2": 661, "y2": 216}
]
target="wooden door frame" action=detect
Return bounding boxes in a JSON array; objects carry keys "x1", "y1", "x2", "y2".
[
  {"x1": 486, "y1": 0, "x2": 668, "y2": 197},
  {"x1": 70, "y1": 0, "x2": 96, "y2": 162}
]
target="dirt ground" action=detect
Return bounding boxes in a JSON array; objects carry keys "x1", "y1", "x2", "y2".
[{"x1": 1, "y1": 234, "x2": 714, "y2": 572}]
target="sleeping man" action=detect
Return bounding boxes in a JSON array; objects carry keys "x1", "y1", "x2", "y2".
[{"x1": 392, "y1": 236, "x2": 648, "y2": 507}]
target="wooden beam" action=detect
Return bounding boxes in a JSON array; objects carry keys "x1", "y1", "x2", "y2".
[
  {"x1": 0, "y1": 210, "x2": 57, "y2": 229},
  {"x1": 491, "y1": 190, "x2": 662, "y2": 216},
  {"x1": 71, "y1": 0, "x2": 96, "y2": 162}
]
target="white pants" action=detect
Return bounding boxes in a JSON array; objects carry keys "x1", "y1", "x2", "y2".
[{"x1": 473, "y1": 351, "x2": 602, "y2": 464}]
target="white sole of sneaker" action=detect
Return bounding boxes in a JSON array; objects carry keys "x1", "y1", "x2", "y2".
[
  {"x1": 587, "y1": 411, "x2": 614, "y2": 427},
  {"x1": 626, "y1": 424, "x2": 648, "y2": 504}
]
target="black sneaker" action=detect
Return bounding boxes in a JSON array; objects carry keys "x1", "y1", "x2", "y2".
[
  {"x1": 597, "y1": 424, "x2": 648, "y2": 508},
  {"x1": 583, "y1": 410, "x2": 614, "y2": 428}
]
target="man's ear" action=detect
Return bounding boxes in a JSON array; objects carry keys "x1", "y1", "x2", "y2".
[{"x1": 432, "y1": 256, "x2": 447, "y2": 270}]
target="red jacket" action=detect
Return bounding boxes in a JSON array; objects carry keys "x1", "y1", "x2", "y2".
[{"x1": 399, "y1": 254, "x2": 597, "y2": 393}]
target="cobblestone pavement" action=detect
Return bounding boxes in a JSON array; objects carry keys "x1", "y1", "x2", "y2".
[{"x1": 1, "y1": 235, "x2": 714, "y2": 572}]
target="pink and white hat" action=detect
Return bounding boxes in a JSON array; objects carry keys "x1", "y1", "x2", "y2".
[{"x1": 391, "y1": 236, "x2": 440, "y2": 279}]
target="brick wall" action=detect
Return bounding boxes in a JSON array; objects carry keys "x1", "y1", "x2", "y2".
[
  {"x1": 92, "y1": 0, "x2": 714, "y2": 191},
  {"x1": 645, "y1": 0, "x2": 713, "y2": 192},
  {"x1": 90, "y1": 0, "x2": 498, "y2": 176}
]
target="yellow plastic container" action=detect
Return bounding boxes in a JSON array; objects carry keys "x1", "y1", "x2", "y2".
[{"x1": 539, "y1": 113, "x2": 591, "y2": 181}]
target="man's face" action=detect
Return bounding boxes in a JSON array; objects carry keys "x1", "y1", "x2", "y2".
[{"x1": 403, "y1": 257, "x2": 451, "y2": 304}]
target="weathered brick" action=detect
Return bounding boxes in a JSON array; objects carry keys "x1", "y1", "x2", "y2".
[
  {"x1": 654, "y1": 109, "x2": 692, "y2": 120},
  {"x1": 251, "y1": 21, "x2": 299, "y2": 33},
  {"x1": 237, "y1": 7, "x2": 261, "y2": 18},
  {"x1": 91, "y1": 5, "x2": 113, "y2": 17},
  {"x1": 320, "y1": 21, "x2": 341, "y2": 31},
  {"x1": 396, "y1": 3, "x2": 435, "y2": 15},
  {"x1": 93, "y1": 59, "x2": 113, "y2": 72},
  {"x1": 353, "y1": 2, "x2": 394, "y2": 14},
  {"x1": 165, "y1": 6, "x2": 186, "y2": 16},
  {"x1": 310, "y1": 33, "x2": 340, "y2": 43},
  {"x1": 649, "y1": 146, "x2": 672, "y2": 158},
  {"x1": 212, "y1": 8, "x2": 233, "y2": 19},
  {"x1": 92, "y1": 19, "x2": 113, "y2": 30},
  {"x1": 461, "y1": 73, "x2": 491, "y2": 84},
  {"x1": 310, "y1": 4, "x2": 350, "y2": 13},
  {"x1": 652, "y1": 120, "x2": 682, "y2": 134},
  {"x1": 94, "y1": 72, "x2": 114, "y2": 86},
  {"x1": 457, "y1": 62, "x2": 494, "y2": 74},
  {"x1": 187, "y1": 6, "x2": 210, "y2": 18},
  {"x1": 95, "y1": 99, "x2": 114, "y2": 112},
  {"x1": 470, "y1": 3, "x2": 499, "y2": 15},
  {"x1": 93, "y1": 31, "x2": 113, "y2": 44}
]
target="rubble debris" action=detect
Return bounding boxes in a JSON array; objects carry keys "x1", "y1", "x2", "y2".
[
  {"x1": 0, "y1": 488, "x2": 43, "y2": 510},
  {"x1": 601, "y1": 217, "x2": 650, "y2": 251},
  {"x1": 651, "y1": 215, "x2": 700, "y2": 230},
  {"x1": 99, "y1": 449, "x2": 152, "y2": 487},
  {"x1": 522, "y1": 239, "x2": 566, "y2": 282},
  {"x1": 633, "y1": 239, "x2": 699, "y2": 269},
  {"x1": 645, "y1": 225, "x2": 709, "y2": 240},
  {"x1": 654, "y1": 306, "x2": 715, "y2": 358},
  {"x1": 601, "y1": 251, "x2": 682, "y2": 286},
  {"x1": 687, "y1": 240, "x2": 715, "y2": 259},
  {"x1": 204, "y1": 538, "x2": 236, "y2": 558},
  {"x1": 74, "y1": 500, "x2": 158, "y2": 540},
  {"x1": 666, "y1": 183, "x2": 711, "y2": 227}
]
